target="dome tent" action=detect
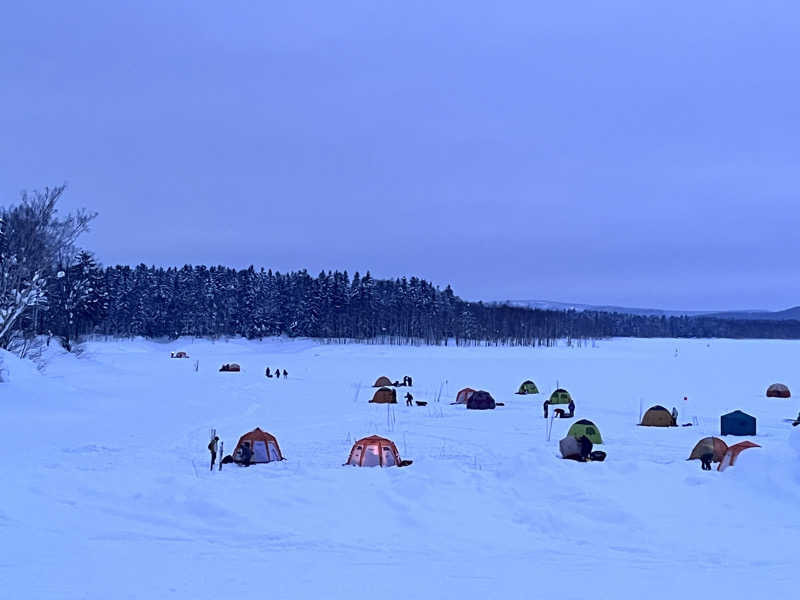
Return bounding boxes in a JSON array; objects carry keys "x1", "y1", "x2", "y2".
[
  {"x1": 718, "y1": 441, "x2": 760, "y2": 471},
  {"x1": 345, "y1": 435, "x2": 408, "y2": 467},
  {"x1": 455, "y1": 387, "x2": 476, "y2": 404},
  {"x1": 370, "y1": 387, "x2": 397, "y2": 404},
  {"x1": 232, "y1": 428, "x2": 284, "y2": 464},
  {"x1": 688, "y1": 437, "x2": 728, "y2": 463},
  {"x1": 467, "y1": 390, "x2": 496, "y2": 410},
  {"x1": 720, "y1": 410, "x2": 756, "y2": 436},
  {"x1": 516, "y1": 380, "x2": 539, "y2": 395},
  {"x1": 219, "y1": 363, "x2": 240, "y2": 372},
  {"x1": 566, "y1": 419, "x2": 602, "y2": 444},
  {"x1": 767, "y1": 383, "x2": 791, "y2": 398},
  {"x1": 640, "y1": 405, "x2": 675, "y2": 427},
  {"x1": 373, "y1": 376, "x2": 393, "y2": 387},
  {"x1": 549, "y1": 389, "x2": 572, "y2": 405}
]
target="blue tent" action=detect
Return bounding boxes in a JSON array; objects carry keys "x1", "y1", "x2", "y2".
[{"x1": 720, "y1": 410, "x2": 756, "y2": 436}]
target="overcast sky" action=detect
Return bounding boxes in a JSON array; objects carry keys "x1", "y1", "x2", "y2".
[{"x1": 2, "y1": 1, "x2": 799, "y2": 310}]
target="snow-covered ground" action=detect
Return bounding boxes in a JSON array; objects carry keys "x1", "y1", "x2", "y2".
[{"x1": 2, "y1": 337, "x2": 799, "y2": 598}]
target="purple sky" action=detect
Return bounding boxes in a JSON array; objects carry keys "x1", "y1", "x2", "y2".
[{"x1": 2, "y1": 1, "x2": 799, "y2": 310}]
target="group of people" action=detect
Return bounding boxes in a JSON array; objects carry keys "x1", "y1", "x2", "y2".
[
  {"x1": 543, "y1": 399, "x2": 575, "y2": 419},
  {"x1": 265, "y1": 367, "x2": 288, "y2": 379}
]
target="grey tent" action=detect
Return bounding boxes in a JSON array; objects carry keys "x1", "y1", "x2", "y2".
[{"x1": 559, "y1": 436, "x2": 581, "y2": 459}]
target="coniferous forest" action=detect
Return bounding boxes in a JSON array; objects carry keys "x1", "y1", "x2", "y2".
[{"x1": 3, "y1": 187, "x2": 800, "y2": 354}]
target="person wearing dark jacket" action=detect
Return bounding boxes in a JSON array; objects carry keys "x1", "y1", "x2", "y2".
[
  {"x1": 579, "y1": 435, "x2": 593, "y2": 461},
  {"x1": 283, "y1": 369, "x2": 288, "y2": 378},
  {"x1": 265, "y1": 367, "x2": 272, "y2": 378},
  {"x1": 208, "y1": 436, "x2": 219, "y2": 471},
  {"x1": 566, "y1": 399, "x2": 575, "y2": 418},
  {"x1": 275, "y1": 369, "x2": 280, "y2": 379},
  {"x1": 700, "y1": 452, "x2": 713, "y2": 470},
  {"x1": 405, "y1": 392, "x2": 413, "y2": 407},
  {"x1": 543, "y1": 400, "x2": 549, "y2": 419},
  {"x1": 240, "y1": 442, "x2": 253, "y2": 467}
]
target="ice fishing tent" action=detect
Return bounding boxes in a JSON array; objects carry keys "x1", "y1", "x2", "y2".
[
  {"x1": 688, "y1": 437, "x2": 728, "y2": 463},
  {"x1": 373, "y1": 376, "x2": 393, "y2": 388},
  {"x1": 718, "y1": 441, "x2": 760, "y2": 471},
  {"x1": 455, "y1": 387, "x2": 476, "y2": 404},
  {"x1": 219, "y1": 363, "x2": 240, "y2": 372},
  {"x1": 370, "y1": 387, "x2": 397, "y2": 404},
  {"x1": 345, "y1": 435, "x2": 402, "y2": 467},
  {"x1": 559, "y1": 436, "x2": 582, "y2": 459},
  {"x1": 467, "y1": 390, "x2": 496, "y2": 410},
  {"x1": 767, "y1": 383, "x2": 791, "y2": 398},
  {"x1": 549, "y1": 389, "x2": 572, "y2": 405},
  {"x1": 567, "y1": 419, "x2": 602, "y2": 444},
  {"x1": 640, "y1": 405, "x2": 675, "y2": 427},
  {"x1": 232, "y1": 428, "x2": 284, "y2": 464},
  {"x1": 516, "y1": 380, "x2": 539, "y2": 395},
  {"x1": 720, "y1": 410, "x2": 756, "y2": 436},
  {"x1": 171, "y1": 351, "x2": 189, "y2": 358}
]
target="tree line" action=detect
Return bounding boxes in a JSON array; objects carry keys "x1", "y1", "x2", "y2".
[{"x1": 3, "y1": 187, "x2": 800, "y2": 355}]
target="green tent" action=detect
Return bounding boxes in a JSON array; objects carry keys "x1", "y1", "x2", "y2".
[
  {"x1": 516, "y1": 380, "x2": 539, "y2": 395},
  {"x1": 549, "y1": 388, "x2": 572, "y2": 405},
  {"x1": 567, "y1": 419, "x2": 603, "y2": 444}
]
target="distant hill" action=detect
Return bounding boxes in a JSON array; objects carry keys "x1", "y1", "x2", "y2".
[{"x1": 504, "y1": 299, "x2": 800, "y2": 320}]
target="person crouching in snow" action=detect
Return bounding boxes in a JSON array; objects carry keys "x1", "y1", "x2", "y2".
[{"x1": 579, "y1": 435, "x2": 593, "y2": 461}]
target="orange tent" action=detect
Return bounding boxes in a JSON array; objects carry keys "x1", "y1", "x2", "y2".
[
  {"x1": 718, "y1": 441, "x2": 760, "y2": 471},
  {"x1": 687, "y1": 437, "x2": 728, "y2": 463},
  {"x1": 345, "y1": 435, "x2": 403, "y2": 467},
  {"x1": 232, "y1": 427, "x2": 284, "y2": 464},
  {"x1": 455, "y1": 387, "x2": 476, "y2": 404}
]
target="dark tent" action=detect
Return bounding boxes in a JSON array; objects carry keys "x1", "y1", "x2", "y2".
[
  {"x1": 467, "y1": 390, "x2": 496, "y2": 410},
  {"x1": 370, "y1": 387, "x2": 397, "y2": 404},
  {"x1": 767, "y1": 383, "x2": 791, "y2": 398},
  {"x1": 720, "y1": 410, "x2": 756, "y2": 436}
]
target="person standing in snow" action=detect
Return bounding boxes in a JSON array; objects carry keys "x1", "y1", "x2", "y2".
[
  {"x1": 566, "y1": 399, "x2": 575, "y2": 418},
  {"x1": 671, "y1": 406, "x2": 679, "y2": 426},
  {"x1": 275, "y1": 369, "x2": 280, "y2": 379},
  {"x1": 405, "y1": 392, "x2": 414, "y2": 406},
  {"x1": 265, "y1": 367, "x2": 272, "y2": 378},
  {"x1": 208, "y1": 436, "x2": 219, "y2": 471},
  {"x1": 282, "y1": 369, "x2": 288, "y2": 378},
  {"x1": 543, "y1": 399, "x2": 549, "y2": 419}
]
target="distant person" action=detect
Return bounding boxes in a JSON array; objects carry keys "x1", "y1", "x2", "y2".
[
  {"x1": 671, "y1": 406, "x2": 678, "y2": 426},
  {"x1": 275, "y1": 369, "x2": 280, "y2": 379},
  {"x1": 265, "y1": 367, "x2": 271, "y2": 377},
  {"x1": 208, "y1": 436, "x2": 219, "y2": 471},
  {"x1": 393, "y1": 380, "x2": 401, "y2": 387},
  {"x1": 283, "y1": 369, "x2": 288, "y2": 378},
  {"x1": 700, "y1": 452, "x2": 713, "y2": 471},
  {"x1": 407, "y1": 375, "x2": 413, "y2": 386},
  {"x1": 579, "y1": 435, "x2": 593, "y2": 461},
  {"x1": 566, "y1": 399, "x2": 575, "y2": 418},
  {"x1": 543, "y1": 400, "x2": 549, "y2": 419},
  {"x1": 240, "y1": 442, "x2": 253, "y2": 467},
  {"x1": 405, "y1": 392, "x2": 414, "y2": 407}
]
